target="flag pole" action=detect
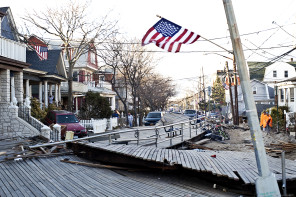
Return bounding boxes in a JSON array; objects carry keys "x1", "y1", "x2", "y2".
[{"x1": 156, "y1": 15, "x2": 232, "y2": 54}]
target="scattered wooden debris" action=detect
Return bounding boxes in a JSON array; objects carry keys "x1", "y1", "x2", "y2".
[
  {"x1": 186, "y1": 141, "x2": 214, "y2": 150},
  {"x1": 195, "y1": 139, "x2": 210, "y2": 145},
  {"x1": 2, "y1": 151, "x2": 73, "y2": 162},
  {"x1": 246, "y1": 141, "x2": 296, "y2": 157},
  {"x1": 270, "y1": 141, "x2": 296, "y2": 152}
]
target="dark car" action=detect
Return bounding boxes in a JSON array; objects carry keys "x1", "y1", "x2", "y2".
[
  {"x1": 183, "y1": 109, "x2": 197, "y2": 119},
  {"x1": 44, "y1": 110, "x2": 87, "y2": 137},
  {"x1": 144, "y1": 111, "x2": 163, "y2": 126}
]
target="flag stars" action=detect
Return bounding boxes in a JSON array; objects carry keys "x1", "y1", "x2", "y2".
[{"x1": 155, "y1": 20, "x2": 180, "y2": 37}]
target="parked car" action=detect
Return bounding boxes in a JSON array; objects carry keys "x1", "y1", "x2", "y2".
[
  {"x1": 183, "y1": 109, "x2": 197, "y2": 119},
  {"x1": 144, "y1": 111, "x2": 163, "y2": 126},
  {"x1": 43, "y1": 110, "x2": 87, "y2": 137}
]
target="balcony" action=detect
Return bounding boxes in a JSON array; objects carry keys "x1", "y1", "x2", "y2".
[
  {"x1": 61, "y1": 81, "x2": 88, "y2": 94},
  {"x1": 96, "y1": 81, "x2": 112, "y2": 90},
  {"x1": 0, "y1": 36, "x2": 26, "y2": 62}
]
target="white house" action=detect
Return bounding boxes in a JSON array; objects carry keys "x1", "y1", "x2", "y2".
[
  {"x1": 276, "y1": 77, "x2": 296, "y2": 112},
  {"x1": 263, "y1": 61, "x2": 296, "y2": 88}
]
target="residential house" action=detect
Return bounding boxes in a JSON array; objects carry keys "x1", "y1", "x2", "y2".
[
  {"x1": 23, "y1": 35, "x2": 67, "y2": 109},
  {"x1": 58, "y1": 42, "x2": 116, "y2": 112},
  {"x1": 235, "y1": 79, "x2": 274, "y2": 117},
  {"x1": 0, "y1": 7, "x2": 40, "y2": 137},
  {"x1": 262, "y1": 61, "x2": 296, "y2": 88},
  {"x1": 276, "y1": 77, "x2": 296, "y2": 112}
]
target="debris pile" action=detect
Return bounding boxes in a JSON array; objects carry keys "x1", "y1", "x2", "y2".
[
  {"x1": 0, "y1": 135, "x2": 72, "y2": 163},
  {"x1": 192, "y1": 124, "x2": 296, "y2": 160}
]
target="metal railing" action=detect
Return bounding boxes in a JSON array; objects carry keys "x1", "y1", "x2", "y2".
[
  {"x1": 18, "y1": 104, "x2": 44, "y2": 132},
  {"x1": 50, "y1": 126, "x2": 60, "y2": 142},
  {"x1": 29, "y1": 117, "x2": 205, "y2": 149}
]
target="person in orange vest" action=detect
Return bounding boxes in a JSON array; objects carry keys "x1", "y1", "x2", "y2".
[
  {"x1": 260, "y1": 110, "x2": 267, "y2": 130},
  {"x1": 266, "y1": 112, "x2": 272, "y2": 132}
]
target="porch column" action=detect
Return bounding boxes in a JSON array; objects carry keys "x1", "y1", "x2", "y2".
[
  {"x1": 111, "y1": 96, "x2": 115, "y2": 110},
  {"x1": 55, "y1": 84, "x2": 58, "y2": 106},
  {"x1": 14, "y1": 72, "x2": 23, "y2": 104},
  {"x1": 0, "y1": 69, "x2": 10, "y2": 103},
  {"x1": 49, "y1": 84, "x2": 53, "y2": 97},
  {"x1": 58, "y1": 84, "x2": 61, "y2": 103},
  {"x1": 294, "y1": 87, "x2": 296, "y2": 112},
  {"x1": 44, "y1": 80, "x2": 48, "y2": 107},
  {"x1": 30, "y1": 84, "x2": 32, "y2": 98},
  {"x1": 24, "y1": 79, "x2": 31, "y2": 107},
  {"x1": 39, "y1": 82, "x2": 43, "y2": 109},
  {"x1": 75, "y1": 96, "x2": 78, "y2": 113},
  {"x1": 10, "y1": 75, "x2": 17, "y2": 106}
]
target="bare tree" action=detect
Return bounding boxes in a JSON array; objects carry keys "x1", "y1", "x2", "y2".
[
  {"x1": 22, "y1": 1, "x2": 118, "y2": 111},
  {"x1": 98, "y1": 38, "x2": 130, "y2": 125},
  {"x1": 120, "y1": 39, "x2": 154, "y2": 126},
  {"x1": 99, "y1": 38, "x2": 157, "y2": 126},
  {"x1": 140, "y1": 73, "x2": 176, "y2": 111}
]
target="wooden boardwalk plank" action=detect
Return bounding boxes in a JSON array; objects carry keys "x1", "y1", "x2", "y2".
[
  {"x1": 34, "y1": 159, "x2": 89, "y2": 196},
  {"x1": 187, "y1": 150, "x2": 204, "y2": 172},
  {"x1": 174, "y1": 149, "x2": 182, "y2": 165},
  {"x1": 192, "y1": 151, "x2": 214, "y2": 173},
  {"x1": 179, "y1": 150, "x2": 190, "y2": 169},
  {"x1": 184, "y1": 151, "x2": 200, "y2": 171},
  {"x1": 151, "y1": 148, "x2": 160, "y2": 162},
  {"x1": 156, "y1": 148, "x2": 164, "y2": 162},
  {"x1": 147, "y1": 148, "x2": 157, "y2": 161},
  {"x1": 8, "y1": 161, "x2": 48, "y2": 197},
  {"x1": 140, "y1": 147, "x2": 153, "y2": 159},
  {"x1": 142, "y1": 147, "x2": 154, "y2": 160},
  {"x1": 134, "y1": 147, "x2": 146, "y2": 158}
]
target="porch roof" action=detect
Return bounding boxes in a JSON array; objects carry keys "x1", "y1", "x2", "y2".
[{"x1": 26, "y1": 49, "x2": 65, "y2": 78}]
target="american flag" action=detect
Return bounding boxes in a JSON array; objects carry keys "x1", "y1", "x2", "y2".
[
  {"x1": 34, "y1": 46, "x2": 48, "y2": 60},
  {"x1": 142, "y1": 18, "x2": 200, "y2": 53}
]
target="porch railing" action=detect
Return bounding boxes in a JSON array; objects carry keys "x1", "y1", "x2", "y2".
[
  {"x1": 29, "y1": 116, "x2": 205, "y2": 149},
  {"x1": 0, "y1": 36, "x2": 26, "y2": 62},
  {"x1": 18, "y1": 104, "x2": 44, "y2": 132}
]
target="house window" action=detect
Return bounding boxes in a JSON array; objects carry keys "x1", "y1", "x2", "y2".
[
  {"x1": 90, "y1": 52, "x2": 96, "y2": 64},
  {"x1": 285, "y1": 71, "x2": 288, "y2": 78},
  {"x1": 273, "y1": 70, "x2": 277, "y2": 77},
  {"x1": 252, "y1": 87, "x2": 257, "y2": 94},
  {"x1": 73, "y1": 71, "x2": 78, "y2": 81},
  {"x1": 280, "y1": 89, "x2": 284, "y2": 102},
  {"x1": 290, "y1": 88, "x2": 294, "y2": 102}
]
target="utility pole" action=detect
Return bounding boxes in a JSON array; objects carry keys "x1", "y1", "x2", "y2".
[
  {"x1": 275, "y1": 82, "x2": 279, "y2": 133},
  {"x1": 223, "y1": 0, "x2": 281, "y2": 196},
  {"x1": 225, "y1": 61, "x2": 235, "y2": 124},
  {"x1": 202, "y1": 67, "x2": 206, "y2": 115},
  {"x1": 198, "y1": 74, "x2": 201, "y2": 110},
  {"x1": 233, "y1": 56, "x2": 239, "y2": 125}
]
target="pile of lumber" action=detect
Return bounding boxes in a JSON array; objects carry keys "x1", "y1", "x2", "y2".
[
  {"x1": 245, "y1": 141, "x2": 296, "y2": 155},
  {"x1": 0, "y1": 136, "x2": 72, "y2": 162},
  {"x1": 270, "y1": 141, "x2": 296, "y2": 152}
]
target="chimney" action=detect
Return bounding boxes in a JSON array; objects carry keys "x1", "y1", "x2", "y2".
[{"x1": 291, "y1": 58, "x2": 294, "y2": 62}]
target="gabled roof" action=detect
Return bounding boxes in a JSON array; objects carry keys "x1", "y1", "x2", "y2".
[
  {"x1": 0, "y1": 7, "x2": 19, "y2": 41},
  {"x1": 26, "y1": 49, "x2": 65, "y2": 77},
  {"x1": 0, "y1": 7, "x2": 9, "y2": 14},
  {"x1": 248, "y1": 61, "x2": 272, "y2": 81},
  {"x1": 248, "y1": 61, "x2": 296, "y2": 81}
]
